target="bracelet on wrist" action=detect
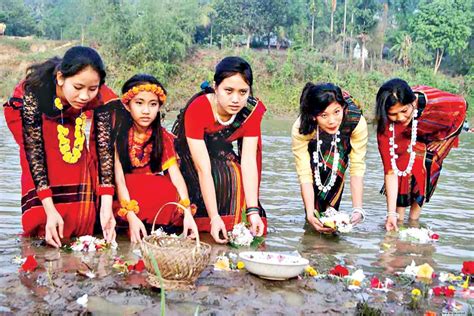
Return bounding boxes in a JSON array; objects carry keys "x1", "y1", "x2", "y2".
[
  {"x1": 386, "y1": 211, "x2": 399, "y2": 219},
  {"x1": 118, "y1": 199, "x2": 140, "y2": 218},
  {"x1": 246, "y1": 206, "x2": 260, "y2": 217},
  {"x1": 179, "y1": 198, "x2": 191, "y2": 208},
  {"x1": 352, "y1": 207, "x2": 366, "y2": 222}
]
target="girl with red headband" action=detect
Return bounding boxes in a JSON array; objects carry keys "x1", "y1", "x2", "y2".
[{"x1": 114, "y1": 74, "x2": 198, "y2": 242}]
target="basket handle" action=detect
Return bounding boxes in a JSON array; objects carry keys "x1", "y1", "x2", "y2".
[{"x1": 150, "y1": 201, "x2": 201, "y2": 247}]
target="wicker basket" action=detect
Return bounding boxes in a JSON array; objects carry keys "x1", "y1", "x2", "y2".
[{"x1": 141, "y1": 202, "x2": 211, "y2": 290}]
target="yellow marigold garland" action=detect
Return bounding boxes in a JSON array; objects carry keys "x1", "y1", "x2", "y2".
[
  {"x1": 121, "y1": 84, "x2": 166, "y2": 105},
  {"x1": 55, "y1": 98, "x2": 86, "y2": 164},
  {"x1": 118, "y1": 199, "x2": 140, "y2": 218}
]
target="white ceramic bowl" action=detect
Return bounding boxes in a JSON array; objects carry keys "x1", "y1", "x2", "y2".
[{"x1": 238, "y1": 251, "x2": 309, "y2": 280}]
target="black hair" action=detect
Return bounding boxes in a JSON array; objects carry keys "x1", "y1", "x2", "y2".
[
  {"x1": 23, "y1": 46, "x2": 106, "y2": 116},
  {"x1": 298, "y1": 82, "x2": 346, "y2": 135},
  {"x1": 172, "y1": 56, "x2": 253, "y2": 139},
  {"x1": 115, "y1": 73, "x2": 167, "y2": 174},
  {"x1": 375, "y1": 78, "x2": 416, "y2": 134}
]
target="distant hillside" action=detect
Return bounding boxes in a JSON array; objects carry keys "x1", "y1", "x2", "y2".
[{"x1": 1, "y1": 38, "x2": 471, "y2": 123}]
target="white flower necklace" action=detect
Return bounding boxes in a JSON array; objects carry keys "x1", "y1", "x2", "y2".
[
  {"x1": 312, "y1": 126, "x2": 340, "y2": 193},
  {"x1": 389, "y1": 108, "x2": 418, "y2": 176},
  {"x1": 216, "y1": 113, "x2": 236, "y2": 126},
  {"x1": 212, "y1": 94, "x2": 237, "y2": 126}
]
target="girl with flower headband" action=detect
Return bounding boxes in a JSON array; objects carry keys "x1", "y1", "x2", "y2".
[
  {"x1": 292, "y1": 82, "x2": 368, "y2": 233},
  {"x1": 3, "y1": 46, "x2": 118, "y2": 248},
  {"x1": 172, "y1": 56, "x2": 267, "y2": 244},
  {"x1": 376, "y1": 78, "x2": 467, "y2": 231},
  {"x1": 114, "y1": 74, "x2": 198, "y2": 242}
]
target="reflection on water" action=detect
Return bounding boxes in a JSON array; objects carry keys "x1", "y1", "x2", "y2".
[{"x1": 0, "y1": 114, "x2": 473, "y2": 278}]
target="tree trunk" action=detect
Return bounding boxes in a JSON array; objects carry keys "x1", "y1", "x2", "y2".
[
  {"x1": 209, "y1": 23, "x2": 213, "y2": 47},
  {"x1": 330, "y1": 11, "x2": 334, "y2": 38},
  {"x1": 380, "y1": 2, "x2": 388, "y2": 60},
  {"x1": 434, "y1": 48, "x2": 444, "y2": 74},
  {"x1": 81, "y1": 25, "x2": 84, "y2": 46},
  {"x1": 311, "y1": 14, "x2": 315, "y2": 48},
  {"x1": 361, "y1": 37, "x2": 365, "y2": 72},
  {"x1": 246, "y1": 33, "x2": 251, "y2": 49},
  {"x1": 342, "y1": 0, "x2": 347, "y2": 56},
  {"x1": 267, "y1": 32, "x2": 271, "y2": 54}
]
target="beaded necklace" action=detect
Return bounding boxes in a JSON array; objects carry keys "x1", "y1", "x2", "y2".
[
  {"x1": 389, "y1": 108, "x2": 418, "y2": 176},
  {"x1": 312, "y1": 126, "x2": 341, "y2": 192}
]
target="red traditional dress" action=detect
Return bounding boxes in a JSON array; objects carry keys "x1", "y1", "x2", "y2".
[
  {"x1": 172, "y1": 94, "x2": 267, "y2": 233},
  {"x1": 3, "y1": 81, "x2": 118, "y2": 238},
  {"x1": 377, "y1": 86, "x2": 467, "y2": 207},
  {"x1": 115, "y1": 127, "x2": 182, "y2": 232}
]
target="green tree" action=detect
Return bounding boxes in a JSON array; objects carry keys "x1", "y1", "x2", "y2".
[
  {"x1": 0, "y1": 0, "x2": 38, "y2": 36},
  {"x1": 411, "y1": 0, "x2": 472, "y2": 74},
  {"x1": 352, "y1": 0, "x2": 380, "y2": 70}
]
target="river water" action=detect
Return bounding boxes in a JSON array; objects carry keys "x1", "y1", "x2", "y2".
[{"x1": 0, "y1": 113, "x2": 473, "y2": 313}]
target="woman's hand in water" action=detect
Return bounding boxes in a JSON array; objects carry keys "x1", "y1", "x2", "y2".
[
  {"x1": 385, "y1": 215, "x2": 399, "y2": 232},
  {"x1": 127, "y1": 212, "x2": 147, "y2": 243},
  {"x1": 210, "y1": 215, "x2": 228, "y2": 244},
  {"x1": 306, "y1": 212, "x2": 335, "y2": 234},
  {"x1": 99, "y1": 195, "x2": 116, "y2": 243},
  {"x1": 248, "y1": 213, "x2": 265, "y2": 236}
]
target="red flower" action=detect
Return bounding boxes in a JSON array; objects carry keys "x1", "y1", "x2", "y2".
[
  {"x1": 430, "y1": 234, "x2": 439, "y2": 240},
  {"x1": 370, "y1": 276, "x2": 382, "y2": 288},
  {"x1": 445, "y1": 287, "x2": 455, "y2": 297},
  {"x1": 20, "y1": 255, "x2": 38, "y2": 272},
  {"x1": 329, "y1": 265, "x2": 349, "y2": 277},
  {"x1": 462, "y1": 261, "x2": 474, "y2": 275},
  {"x1": 432, "y1": 286, "x2": 443, "y2": 296},
  {"x1": 127, "y1": 259, "x2": 146, "y2": 272},
  {"x1": 425, "y1": 311, "x2": 436, "y2": 316},
  {"x1": 133, "y1": 259, "x2": 145, "y2": 272}
]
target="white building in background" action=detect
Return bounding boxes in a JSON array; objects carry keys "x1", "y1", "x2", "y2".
[{"x1": 353, "y1": 43, "x2": 368, "y2": 60}]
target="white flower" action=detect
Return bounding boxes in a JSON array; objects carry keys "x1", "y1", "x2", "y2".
[
  {"x1": 76, "y1": 294, "x2": 88, "y2": 307},
  {"x1": 402, "y1": 260, "x2": 419, "y2": 277},
  {"x1": 399, "y1": 227, "x2": 436, "y2": 243},
  {"x1": 349, "y1": 269, "x2": 366, "y2": 283},
  {"x1": 229, "y1": 223, "x2": 254, "y2": 246},
  {"x1": 320, "y1": 211, "x2": 353, "y2": 233}
]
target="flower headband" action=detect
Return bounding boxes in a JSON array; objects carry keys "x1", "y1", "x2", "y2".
[{"x1": 121, "y1": 84, "x2": 167, "y2": 105}]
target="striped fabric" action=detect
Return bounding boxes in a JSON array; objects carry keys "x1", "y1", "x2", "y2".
[{"x1": 308, "y1": 97, "x2": 362, "y2": 215}]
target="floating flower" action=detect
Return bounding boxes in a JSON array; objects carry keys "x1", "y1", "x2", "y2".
[
  {"x1": 371, "y1": 276, "x2": 382, "y2": 289},
  {"x1": 20, "y1": 255, "x2": 37, "y2": 272},
  {"x1": 348, "y1": 269, "x2": 365, "y2": 287},
  {"x1": 237, "y1": 261, "x2": 245, "y2": 270},
  {"x1": 305, "y1": 265, "x2": 318, "y2": 277},
  {"x1": 76, "y1": 294, "x2": 88, "y2": 307},
  {"x1": 412, "y1": 288, "x2": 422, "y2": 297},
  {"x1": 432, "y1": 286, "x2": 456, "y2": 297},
  {"x1": 329, "y1": 264, "x2": 349, "y2": 277},
  {"x1": 214, "y1": 256, "x2": 231, "y2": 271},
  {"x1": 439, "y1": 272, "x2": 462, "y2": 282},
  {"x1": 461, "y1": 261, "x2": 474, "y2": 275},
  {"x1": 399, "y1": 227, "x2": 438, "y2": 243},
  {"x1": 425, "y1": 310, "x2": 437, "y2": 316},
  {"x1": 402, "y1": 260, "x2": 419, "y2": 277},
  {"x1": 417, "y1": 263, "x2": 434, "y2": 280},
  {"x1": 461, "y1": 276, "x2": 470, "y2": 289},
  {"x1": 320, "y1": 209, "x2": 353, "y2": 233}
]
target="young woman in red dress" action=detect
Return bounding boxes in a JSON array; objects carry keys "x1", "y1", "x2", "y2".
[
  {"x1": 376, "y1": 78, "x2": 467, "y2": 231},
  {"x1": 173, "y1": 56, "x2": 266, "y2": 244},
  {"x1": 3, "y1": 46, "x2": 118, "y2": 247},
  {"x1": 114, "y1": 74, "x2": 198, "y2": 243}
]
